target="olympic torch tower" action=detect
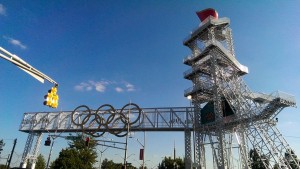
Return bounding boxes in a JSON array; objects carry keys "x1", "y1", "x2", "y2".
[{"x1": 183, "y1": 9, "x2": 299, "y2": 169}]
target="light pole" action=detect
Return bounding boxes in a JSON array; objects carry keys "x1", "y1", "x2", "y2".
[
  {"x1": 124, "y1": 116, "x2": 130, "y2": 169},
  {"x1": 44, "y1": 133, "x2": 79, "y2": 169},
  {"x1": 116, "y1": 153, "x2": 135, "y2": 167},
  {"x1": 146, "y1": 160, "x2": 156, "y2": 169},
  {"x1": 97, "y1": 146, "x2": 109, "y2": 169},
  {"x1": 187, "y1": 95, "x2": 196, "y2": 167},
  {"x1": 134, "y1": 159, "x2": 151, "y2": 169},
  {"x1": 133, "y1": 159, "x2": 142, "y2": 168},
  {"x1": 137, "y1": 131, "x2": 146, "y2": 169},
  {"x1": 46, "y1": 136, "x2": 55, "y2": 169},
  {"x1": 124, "y1": 103, "x2": 134, "y2": 169}
]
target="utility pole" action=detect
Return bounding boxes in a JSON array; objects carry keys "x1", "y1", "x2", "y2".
[
  {"x1": 137, "y1": 131, "x2": 146, "y2": 169},
  {"x1": 98, "y1": 146, "x2": 108, "y2": 169},
  {"x1": 46, "y1": 137, "x2": 55, "y2": 169},
  {"x1": 124, "y1": 109, "x2": 130, "y2": 169},
  {"x1": 142, "y1": 131, "x2": 145, "y2": 169},
  {"x1": 7, "y1": 138, "x2": 17, "y2": 169}
]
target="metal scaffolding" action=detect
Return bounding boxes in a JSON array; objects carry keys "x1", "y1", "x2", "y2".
[
  {"x1": 18, "y1": 9, "x2": 299, "y2": 169},
  {"x1": 183, "y1": 10, "x2": 298, "y2": 169}
]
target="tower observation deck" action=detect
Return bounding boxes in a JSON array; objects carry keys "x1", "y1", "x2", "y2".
[{"x1": 18, "y1": 8, "x2": 299, "y2": 169}]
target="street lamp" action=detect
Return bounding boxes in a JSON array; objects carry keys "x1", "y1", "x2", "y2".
[
  {"x1": 146, "y1": 160, "x2": 156, "y2": 169},
  {"x1": 134, "y1": 159, "x2": 151, "y2": 169},
  {"x1": 124, "y1": 106, "x2": 132, "y2": 169},
  {"x1": 127, "y1": 153, "x2": 135, "y2": 159},
  {"x1": 136, "y1": 131, "x2": 146, "y2": 169},
  {"x1": 115, "y1": 153, "x2": 135, "y2": 160},
  {"x1": 44, "y1": 133, "x2": 80, "y2": 169},
  {"x1": 46, "y1": 136, "x2": 56, "y2": 169},
  {"x1": 97, "y1": 146, "x2": 109, "y2": 169},
  {"x1": 115, "y1": 153, "x2": 135, "y2": 167},
  {"x1": 187, "y1": 95, "x2": 197, "y2": 167},
  {"x1": 133, "y1": 159, "x2": 142, "y2": 167}
]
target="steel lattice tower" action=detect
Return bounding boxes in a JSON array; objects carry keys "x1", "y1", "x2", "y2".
[{"x1": 183, "y1": 9, "x2": 299, "y2": 169}]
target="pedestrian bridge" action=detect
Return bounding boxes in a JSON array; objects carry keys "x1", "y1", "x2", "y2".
[{"x1": 19, "y1": 104, "x2": 195, "y2": 136}]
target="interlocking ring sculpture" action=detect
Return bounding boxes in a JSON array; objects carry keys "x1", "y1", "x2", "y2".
[{"x1": 71, "y1": 103, "x2": 143, "y2": 137}]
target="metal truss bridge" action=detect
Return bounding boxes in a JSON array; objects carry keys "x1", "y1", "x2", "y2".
[{"x1": 19, "y1": 106, "x2": 194, "y2": 133}]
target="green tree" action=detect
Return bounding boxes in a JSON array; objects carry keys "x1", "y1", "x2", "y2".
[
  {"x1": 0, "y1": 139, "x2": 5, "y2": 158},
  {"x1": 50, "y1": 134, "x2": 97, "y2": 169},
  {"x1": 250, "y1": 148, "x2": 269, "y2": 169},
  {"x1": 138, "y1": 166, "x2": 148, "y2": 169},
  {"x1": 35, "y1": 154, "x2": 46, "y2": 169},
  {"x1": 101, "y1": 158, "x2": 122, "y2": 169},
  {"x1": 158, "y1": 156, "x2": 184, "y2": 169},
  {"x1": 126, "y1": 163, "x2": 137, "y2": 169},
  {"x1": 101, "y1": 158, "x2": 137, "y2": 169}
]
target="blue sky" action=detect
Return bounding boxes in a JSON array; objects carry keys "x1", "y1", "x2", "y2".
[{"x1": 0, "y1": 0, "x2": 300, "y2": 168}]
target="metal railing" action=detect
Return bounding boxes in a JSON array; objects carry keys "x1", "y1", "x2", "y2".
[{"x1": 183, "y1": 17, "x2": 230, "y2": 43}]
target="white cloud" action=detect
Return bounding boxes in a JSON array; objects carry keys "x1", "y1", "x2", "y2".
[
  {"x1": 3, "y1": 36, "x2": 27, "y2": 49},
  {"x1": 125, "y1": 82, "x2": 136, "y2": 92},
  {"x1": 89, "y1": 80, "x2": 111, "y2": 86},
  {"x1": 95, "y1": 83, "x2": 106, "y2": 92},
  {"x1": 74, "y1": 82, "x2": 92, "y2": 91},
  {"x1": 115, "y1": 87, "x2": 124, "y2": 93},
  {"x1": 74, "y1": 80, "x2": 136, "y2": 94},
  {"x1": 0, "y1": 4, "x2": 6, "y2": 16},
  {"x1": 74, "y1": 80, "x2": 110, "y2": 93}
]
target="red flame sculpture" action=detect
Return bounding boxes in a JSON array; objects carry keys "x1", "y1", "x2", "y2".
[{"x1": 196, "y1": 8, "x2": 218, "y2": 22}]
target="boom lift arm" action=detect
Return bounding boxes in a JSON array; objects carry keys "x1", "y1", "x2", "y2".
[{"x1": 0, "y1": 47, "x2": 58, "y2": 85}]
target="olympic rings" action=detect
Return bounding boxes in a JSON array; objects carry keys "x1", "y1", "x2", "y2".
[{"x1": 71, "y1": 103, "x2": 143, "y2": 137}]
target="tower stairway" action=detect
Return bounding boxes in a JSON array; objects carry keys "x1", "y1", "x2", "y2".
[{"x1": 211, "y1": 40, "x2": 299, "y2": 168}]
